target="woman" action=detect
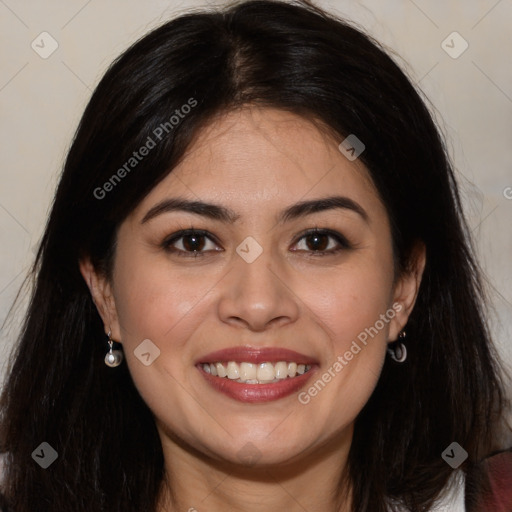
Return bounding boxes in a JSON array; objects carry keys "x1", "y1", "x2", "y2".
[{"x1": 0, "y1": 0, "x2": 509, "y2": 510}]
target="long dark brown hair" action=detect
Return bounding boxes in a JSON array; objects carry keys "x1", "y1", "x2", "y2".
[{"x1": 0, "y1": 1, "x2": 508, "y2": 511}]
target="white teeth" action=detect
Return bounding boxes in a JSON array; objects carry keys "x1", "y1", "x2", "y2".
[
  {"x1": 226, "y1": 361, "x2": 240, "y2": 380},
  {"x1": 239, "y1": 362, "x2": 257, "y2": 380},
  {"x1": 215, "y1": 362, "x2": 227, "y2": 378},
  {"x1": 257, "y1": 362, "x2": 275, "y2": 381},
  {"x1": 274, "y1": 361, "x2": 288, "y2": 379},
  {"x1": 201, "y1": 361, "x2": 311, "y2": 383}
]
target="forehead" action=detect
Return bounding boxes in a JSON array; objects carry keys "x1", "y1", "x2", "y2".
[{"x1": 133, "y1": 107, "x2": 384, "y2": 220}]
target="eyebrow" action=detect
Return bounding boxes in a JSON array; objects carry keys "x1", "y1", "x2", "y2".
[{"x1": 141, "y1": 195, "x2": 369, "y2": 225}]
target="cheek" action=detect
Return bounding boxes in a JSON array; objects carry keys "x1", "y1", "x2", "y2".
[
  {"x1": 109, "y1": 259, "x2": 199, "y2": 415},
  {"x1": 110, "y1": 254, "x2": 219, "y2": 436},
  {"x1": 292, "y1": 253, "x2": 394, "y2": 425},
  {"x1": 112, "y1": 250, "x2": 215, "y2": 348},
  {"x1": 304, "y1": 256, "x2": 395, "y2": 349},
  {"x1": 110, "y1": 247, "x2": 228, "y2": 400}
]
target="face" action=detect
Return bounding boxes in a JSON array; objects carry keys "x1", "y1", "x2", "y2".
[{"x1": 82, "y1": 107, "x2": 423, "y2": 468}]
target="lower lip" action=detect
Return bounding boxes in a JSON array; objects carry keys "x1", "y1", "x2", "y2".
[{"x1": 197, "y1": 365, "x2": 317, "y2": 403}]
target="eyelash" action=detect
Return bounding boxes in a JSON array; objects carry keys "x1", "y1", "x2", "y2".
[{"x1": 161, "y1": 228, "x2": 352, "y2": 258}]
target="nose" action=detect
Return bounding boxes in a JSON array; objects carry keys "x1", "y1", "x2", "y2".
[{"x1": 217, "y1": 247, "x2": 300, "y2": 332}]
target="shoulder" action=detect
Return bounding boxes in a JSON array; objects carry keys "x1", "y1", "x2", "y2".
[
  {"x1": 390, "y1": 471, "x2": 466, "y2": 511},
  {"x1": 465, "y1": 448, "x2": 512, "y2": 511},
  {"x1": 390, "y1": 449, "x2": 512, "y2": 512},
  {"x1": 429, "y1": 449, "x2": 512, "y2": 512},
  {"x1": 431, "y1": 470, "x2": 466, "y2": 511}
]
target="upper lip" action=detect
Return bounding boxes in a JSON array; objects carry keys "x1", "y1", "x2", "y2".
[{"x1": 196, "y1": 346, "x2": 318, "y2": 365}]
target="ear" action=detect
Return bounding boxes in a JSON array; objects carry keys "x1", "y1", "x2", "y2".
[
  {"x1": 79, "y1": 258, "x2": 122, "y2": 343},
  {"x1": 388, "y1": 241, "x2": 426, "y2": 342}
]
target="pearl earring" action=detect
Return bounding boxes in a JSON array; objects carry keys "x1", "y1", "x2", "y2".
[{"x1": 104, "y1": 330, "x2": 123, "y2": 367}]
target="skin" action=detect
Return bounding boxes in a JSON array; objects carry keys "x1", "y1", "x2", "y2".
[{"x1": 80, "y1": 107, "x2": 425, "y2": 511}]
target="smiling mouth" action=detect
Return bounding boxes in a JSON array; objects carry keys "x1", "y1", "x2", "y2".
[
  {"x1": 201, "y1": 361, "x2": 312, "y2": 384},
  {"x1": 196, "y1": 346, "x2": 318, "y2": 402}
]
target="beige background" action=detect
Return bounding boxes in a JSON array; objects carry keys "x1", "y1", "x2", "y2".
[{"x1": 1, "y1": 0, "x2": 511, "y2": 397}]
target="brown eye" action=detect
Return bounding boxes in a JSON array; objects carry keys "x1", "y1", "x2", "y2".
[
  {"x1": 292, "y1": 229, "x2": 351, "y2": 255},
  {"x1": 304, "y1": 232, "x2": 330, "y2": 251},
  {"x1": 162, "y1": 229, "x2": 221, "y2": 257},
  {"x1": 181, "y1": 233, "x2": 206, "y2": 252}
]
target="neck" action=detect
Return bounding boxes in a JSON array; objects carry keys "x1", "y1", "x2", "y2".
[{"x1": 156, "y1": 426, "x2": 353, "y2": 512}]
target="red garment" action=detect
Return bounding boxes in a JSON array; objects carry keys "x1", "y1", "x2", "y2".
[{"x1": 472, "y1": 450, "x2": 512, "y2": 511}]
